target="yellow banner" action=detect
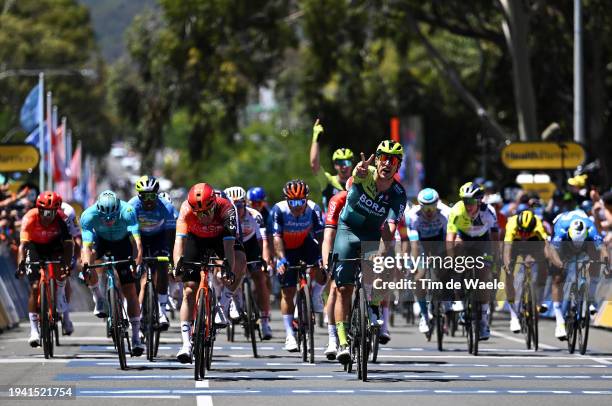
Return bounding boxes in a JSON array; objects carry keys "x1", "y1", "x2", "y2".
[
  {"x1": 0, "y1": 144, "x2": 40, "y2": 171},
  {"x1": 501, "y1": 142, "x2": 585, "y2": 169}
]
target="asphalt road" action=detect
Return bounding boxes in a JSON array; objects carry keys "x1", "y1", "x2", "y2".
[{"x1": 1, "y1": 308, "x2": 611, "y2": 406}]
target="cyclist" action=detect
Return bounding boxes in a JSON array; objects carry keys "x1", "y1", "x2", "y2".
[
  {"x1": 403, "y1": 188, "x2": 450, "y2": 336},
  {"x1": 17, "y1": 191, "x2": 73, "y2": 347},
  {"x1": 321, "y1": 176, "x2": 353, "y2": 359},
  {"x1": 332, "y1": 140, "x2": 407, "y2": 364},
  {"x1": 128, "y1": 176, "x2": 177, "y2": 330},
  {"x1": 548, "y1": 211, "x2": 604, "y2": 340},
  {"x1": 502, "y1": 210, "x2": 548, "y2": 333},
  {"x1": 80, "y1": 190, "x2": 144, "y2": 356},
  {"x1": 309, "y1": 119, "x2": 354, "y2": 209},
  {"x1": 158, "y1": 191, "x2": 182, "y2": 314},
  {"x1": 173, "y1": 183, "x2": 247, "y2": 363},
  {"x1": 446, "y1": 182, "x2": 499, "y2": 341},
  {"x1": 247, "y1": 187, "x2": 270, "y2": 225},
  {"x1": 224, "y1": 186, "x2": 273, "y2": 339},
  {"x1": 271, "y1": 179, "x2": 325, "y2": 352}
]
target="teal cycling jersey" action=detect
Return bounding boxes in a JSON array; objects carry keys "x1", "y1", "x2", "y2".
[
  {"x1": 80, "y1": 200, "x2": 140, "y2": 245},
  {"x1": 338, "y1": 166, "x2": 407, "y2": 238}
]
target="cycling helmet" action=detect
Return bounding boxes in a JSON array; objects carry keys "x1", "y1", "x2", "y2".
[
  {"x1": 135, "y1": 175, "x2": 160, "y2": 193},
  {"x1": 247, "y1": 187, "x2": 266, "y2": 202},
  {"x1": 376, "y1": 140, "x2": 403, "y2": 157},
  {"x1": 417, "y1": 188, "x2": 439, "y2": 206},
  {"x1": 568, "y1": 219, "x2": 588, "y2": 246},
  {"x1": 187, "y1": 183, "x2": 215, "y2": 212},
  {"x1": 224, "y1": 186, "x2": 246, "y2": 202},
  {"x1": 96, "y1": 190, "x2": 120, "y2": 216},
  {"x1": 332, "y1": 148, "x2": 354, "y2": 161},
  {"x1": 158, "y1": 191, "x2": 172, "y2": 203},
  {"x1": 517, "y1": 210, "x2": 537, "y2": 233},
  {"x1": 283, "y1": 179, "x2": 309, "y2": 199},
  {"x1": 459, "y1": 182, "x2": 484, "y2": 199},
  {"x1": 36, "y1": 191, "x2": 62, "y2": 210}
]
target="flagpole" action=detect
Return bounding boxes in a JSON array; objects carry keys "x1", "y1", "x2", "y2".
[
  {"x1": 46, "y1": 92, "x2": 52, "y2": 191},
  {"x1": 38, "y1": 73, "x2": 45, "y2": 190}
]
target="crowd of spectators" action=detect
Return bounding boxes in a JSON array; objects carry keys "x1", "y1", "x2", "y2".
[{"x1": 0, "y1": 177, "x2": 38, "y2": 264}]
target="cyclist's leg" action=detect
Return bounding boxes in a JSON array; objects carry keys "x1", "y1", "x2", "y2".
[
  {"x1": 24, "y1": 242, "x2": 42, "y2": 345},
  {"x1": 243, "y1": 237, "x2": 271, "y2": 336},
  {"x1": 176, "y1": 233, "x2": 202, "y2": 361},
  {"x1": 414, "y1": 266, "x2": 430, "y2": 333},
  {"x1": 302, "y1": 237, "x2": 325, "y2": 312},
  {"x1": 505, "y1": 250, "x2": 520, "y2": 332},
  {"x1": 280, "y1": 248, "x2": 299, "y2": 351},
  {"x1": 549, "y1": 261, "x2": 567, "y2": 339},
  {"x1": 86, "y1": 239, "x2": 107, "y2": 317}
]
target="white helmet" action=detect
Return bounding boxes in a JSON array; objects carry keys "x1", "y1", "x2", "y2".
[
  {"x1": 417, "y1": 188, "x2": 439, "y2": 205},
  {"x1": 223, "y1": 186, "x2": 246, "y2": 202},
  {"x1": 568, "y1": 219, "x2": 588, "y2": 247}
]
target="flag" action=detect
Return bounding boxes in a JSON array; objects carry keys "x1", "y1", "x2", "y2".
[
  {"x1": 20, "y1": 84, "x2": 40, "y2": 133},
  {"x1": 69, "y1": 142, "x2": 81, "y2": 189},
  {"x1": 24, "y1": 124, "x2": 49, "y2": 153},
  {"x1": 52, "y1": 120, "x2": 66, "y2": 183}
]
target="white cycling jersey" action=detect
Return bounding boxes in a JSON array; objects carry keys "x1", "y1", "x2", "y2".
[
  {"x1": 405, "y1": 201, "x2": 450, "y2": 241},
  {"x1": 60, "y1": 202, "x2": 81, "y2": 239}
]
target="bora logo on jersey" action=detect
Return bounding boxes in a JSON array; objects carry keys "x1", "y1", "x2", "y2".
[{"x1": 358, "y1": 194, "x2": 386, "y2": 215}]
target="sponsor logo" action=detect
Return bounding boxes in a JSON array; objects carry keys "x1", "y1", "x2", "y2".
[{"x1": 358, "y1": 194, "x2": 386, "y2": 215}]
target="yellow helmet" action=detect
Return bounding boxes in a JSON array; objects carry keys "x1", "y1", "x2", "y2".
[
  {"x1": 135, "y1": 175, "x2": 159, "y2": 193},
  {"x1": 376, "y1": 140, "x2": 403, "y2": 157},
  {"x1": 517, "y1": 210, "x2": 536, "y2": 233},
  {"x1": 332, "y1": 148, "x2": 354, "y2": 161},
  {"x1": 458, "y1": 182, "x2": 484, "y2": 199}
]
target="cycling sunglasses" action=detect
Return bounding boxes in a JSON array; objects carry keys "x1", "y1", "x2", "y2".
[
  {"x1": 463, "y1": 198, "x2": 479, "y2": 206},
  {"x1": 334, "y1": 159, "x2": 353, "y2": 168},
  {"x1": 421, "y1": 203, "x2": 437, "y2": 213},
  {"x1": 139, "y1": 192, "x2": 157, "y2": 201},
  {"x1": 287, "y1": 199, "x2": 306, "y2": 208},
  {"x1": 194, "y1": 205, "x2": 215, "y2": 218},
  {"x1": 39, "y1": 208, "x2": 57, "y2": 218},
  {"x1": 377, "y1": 153, "x2": 400, "y2": 166}
]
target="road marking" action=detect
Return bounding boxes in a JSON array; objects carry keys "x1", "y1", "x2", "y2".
[
  {"x1": 196, "y1": 380, "x2": 213, "y2": 406},
  {"x1": 591, "y1": 358, "x2": 612, "y2": 365},
  {"x1": 0, "y1": 358, "x2": 70, "y2": 364},
  {"x1": 490, "y1": 329, "x2": 560, "y2": 350}
]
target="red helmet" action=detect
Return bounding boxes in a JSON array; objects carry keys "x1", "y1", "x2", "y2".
[
  {"x1": 187, "y1": 183, "x2": 216, "y2": 212},
  {"x1": 36, "y1": 191, "x2": 62, "y2": 210}
]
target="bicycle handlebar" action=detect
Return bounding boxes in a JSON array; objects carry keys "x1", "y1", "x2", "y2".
[
  {"x1": 83, "y1": 258, "x2": 135, "y2": 271},
  {"x1": 174, "y1": 256, "x2": 234, "y2": 283}
]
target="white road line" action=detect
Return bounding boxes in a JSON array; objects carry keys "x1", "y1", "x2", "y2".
[
  {"x1": 0, "y1": 358, "x2": 70, "y2": 364},
  {"x1": 490, "y1": 329, "x2": 560, "y2": 350},
  {"x1": 591, "y1": 358, "x2": 612, "y2": 365},
  {"x1": 196, "y1": 380, "x2": 213, "y2": 406}
]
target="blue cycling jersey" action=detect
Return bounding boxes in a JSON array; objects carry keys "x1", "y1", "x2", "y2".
[
  {"x1": 270, "y1": 200, "x2": 323, "y2": 250},
  {"x1": 128, "y1": 196, "x2": 177, "y2": 236},
  {"x1": 80, "y1": 200, "x2": 140, "y2": 244},
  {"x1": 552, "y1": 209, "x2": 602, "y2": 248}
]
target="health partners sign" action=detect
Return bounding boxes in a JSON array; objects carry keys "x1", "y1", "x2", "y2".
[
  {"x1": 0, "y1": 144, "x2": 40, "y2": 171},
  {"x1": 501, "y1": 142, "x2": 585, "y2": 170}
]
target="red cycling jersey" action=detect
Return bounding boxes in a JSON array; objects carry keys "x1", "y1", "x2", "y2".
[
  {"x1": 176, "y1": 195, "x2": 238, "y2": 239},
  {"x1": 325, "y1": 191, "x2": 347, "y2": 229},
  {"x1": 20, "y1": 208, "x2": 70, "y2": 244}
]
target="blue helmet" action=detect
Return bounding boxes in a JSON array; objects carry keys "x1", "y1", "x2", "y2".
[
  {"x1": 417, "y1": 188, "x2": 439, "y2": 205},
  {"x1": 96, "y1": 190, "x2": 120, "y2": 217},
  {"x1": 247, "y1": 186, "x2": 266, "y2": 202}
]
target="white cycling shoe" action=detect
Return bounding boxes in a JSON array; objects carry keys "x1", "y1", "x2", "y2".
[
  {"x1": 555, "y1": 322, "x2": 567, "y2": 341},
  {"x1": 510, "y1": 317, "x2": 521, "y2": 333},
  {"x1": 28, "y1": 331, "x2": 40, "y2": 347},
  {"x1": 418, "y1": 316, "x2": 430, "y2": 334},
  {"x1": 176, "y1": 343, "x2": 192, "y2": 364},
  {"x1": 284, "y1": 335, "x2": 299, "y2": 352},
  {"x1": 324, "y1": 342, "x2": 337, "y2": 360}
]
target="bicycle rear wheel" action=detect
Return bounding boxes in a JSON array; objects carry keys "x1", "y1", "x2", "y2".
[
  {"x1": 435, "y1": 302, "x2": 444, "y2": 352},
  {"x1": 194, "y1": 291, "x2": 206, "y2": 380},
  {"x1": 524, "y1": 284, "x2": 534, "y2": 350},
  {"x1": 206, "y1": 287, "x2": 217, "y2": 371},
  {"x1": 244, "y1": 279, "x2": 258, "y2": 358},
  {"x1": 110, "y1": 287, "x2": 127, "y2": 370},
  {"x1": 297, "y1": 290, "x2": 308, "y2": 362},
  {"x1": 472, "y1": 301, "x2": 480, "y2": 356}
]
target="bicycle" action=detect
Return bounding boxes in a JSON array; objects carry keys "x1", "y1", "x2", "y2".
[
  {"x1": 508, "y1": 257, "x2": 540, "y2": 351},
  {"x1": 462, "y1": 265, "x2": 482, "y2": 356},
  {"x1": 287, "y1": 261, "x2": 318, "y2": 364},
  {"x1": 140, "y1": 256, "x2": 171, "y2": 362},
  {"x1": 226, "y1": 259, "x2": 263, "y2": 358},
  {"x1": 330, "y1": 254, "x2": 377, "y2": 382},
  {"x1": 17, "y1": 258, "x2": 65, "y2": 359},
  {"x1": 564, "y1": 257, "x2": 608, "y2": 355},
  {"x1": 175, "y1": 255, "x2": 233, "y2": 380},
  {"x1": 83, "y1": 257, "x2": 135, "y2": 370}
]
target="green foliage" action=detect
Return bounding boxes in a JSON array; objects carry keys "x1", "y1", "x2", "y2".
[
  {"x1": 0, "y1": 0, "x2": 111, "y2": 156},
  {"x1": 165, "y1": 119, "x2": 322, "y2": 204}
]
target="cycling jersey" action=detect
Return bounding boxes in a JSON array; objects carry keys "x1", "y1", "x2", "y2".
[
  {"x1": 271, "y1": 200, "x2": 323, "y2": 250},
  {"x1": 338, "y1": 166, "x2": 406, "y2": 239},
  {"x1": 80, "y1": 201, "x2": 140, "y2": 245},
  {"x1": 176, "y1": 196, "x2": 238, "y2": 240},
  {"x1": 60, "y1": 202, "x2": 81, "y2": 238},
  {"x1": 551, "y1": 210, "x2": 602, "y2": 248},
  {"x1": 240, "y1": 207, "x2": 264, "y2": 242},
  {"x1": 316, "y1": 170, "x2": 347, "y2": 209},
  {"x1": 504, "y1": 214, "x2": 548, "y2": 242},
  {"x1": 128, "y1": 196, "x2": 177, "y2": 236},
  {"x1": 20, "y1": 208, "x2": 71, "y2": 244},
  {"x1": 404, "y1": 202, "x2": 450, "y2": 241},
  {"x1": 447, "y1": 201, "x2": 498, "y2": 239},
  {"x1": 325, "y1": 191, "x2": 347, "y2": 229}
]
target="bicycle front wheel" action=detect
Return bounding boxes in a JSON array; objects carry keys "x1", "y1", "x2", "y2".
[
  {"x1": 359, "y1": 290, "x2": 368, "y2": 381},
  {"x1": 40, "y1": 281, "x2": 52, "y2": 359},
  {"x1": 144, "y1": 281, "x2": 156, "y2": 361},
  {"x1": 193, "y1": 291, "x2": 206, "y2": 380},
  {"x1": 109, "y1": 287, "x2": 127, "y2": 370},
  {"x1": 304, "y1": 283, "x2": 315, "y2": 364},
  {"x1": 578, "y1": 289, "x2": 590, "y2": 355}
]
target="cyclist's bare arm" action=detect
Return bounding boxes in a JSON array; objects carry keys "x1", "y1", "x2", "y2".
[
  {"x1": 223, "y1": 238, "x2": 236, "y2": 273},
  {"x1": 310, "y1": 119, "x2": 322, "y2": 175},
  {"x1": 130, "y1": 234, "x2": 143, "y2": 265},
  {"x1": 322, "y1": 228, "x2": 336, "y2": 269},
  {"x1": 273, "y1": 235, "x2": 286, "y2": 260},
  {"x1": 173, "y1": 236, "x2": 185, "y2": 269},
  {"x1": 62, "y1": 240, "x2": 74, "y2": 268},
  {"x1": 545, "y1": 243, "x2": 563, "y2": 268}
]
